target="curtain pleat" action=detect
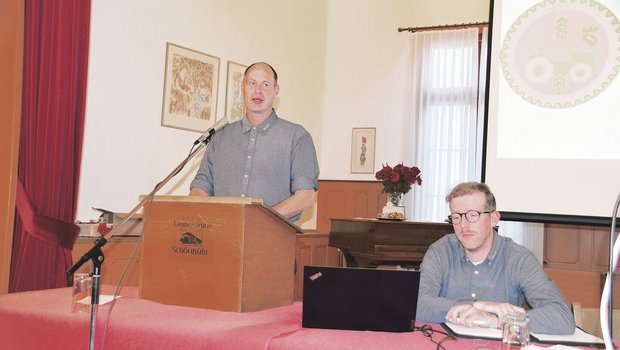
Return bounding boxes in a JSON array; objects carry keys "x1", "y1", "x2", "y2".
[
  {"x1": 10, "y1": 0, "x2": 90, "y2": 292},
  {"x1": 409, "y1": 29, "x2": 481, "y2": 222},
  {"x1": 407, "y1": 28, "x2": 541, "y2": 254}
]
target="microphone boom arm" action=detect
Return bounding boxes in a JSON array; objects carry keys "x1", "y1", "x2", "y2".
[
  {"x1": 66, "y1": 130, "x2": 214, "y2": 275},
  {"x1": 65, "y1": 128, "x2": 217, "y2": 350}
]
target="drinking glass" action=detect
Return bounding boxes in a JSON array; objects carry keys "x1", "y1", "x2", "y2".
[
  {"x1": 72, "y1": 273, "x2": 92, "y2": 313},
  {"x1": 501, "y1": 313, "x2": 530, "y2": 349}
]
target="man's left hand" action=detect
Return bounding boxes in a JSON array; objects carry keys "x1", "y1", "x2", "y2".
[{"x1": 472, "y1": 300, "x2": 525, "y2": 326}]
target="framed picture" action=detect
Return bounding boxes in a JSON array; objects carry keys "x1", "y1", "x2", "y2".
[
  {"x1": 225, "y1": 61, "x2": 247, "y2": 122},
  {"x1": 161, "y1": 42, "x2": 220, "y2": 132},
  {"x1": 350, "y1": 127, "x2": 376, "y2": 174}
]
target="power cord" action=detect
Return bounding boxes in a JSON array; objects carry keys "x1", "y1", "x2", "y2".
[{"x1": 412, "y1": 323, "x2": 456, "y2": 350}]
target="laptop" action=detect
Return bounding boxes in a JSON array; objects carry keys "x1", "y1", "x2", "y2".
[{"x1": 302, "y1": 265, "x2": 420, "y2": 332}]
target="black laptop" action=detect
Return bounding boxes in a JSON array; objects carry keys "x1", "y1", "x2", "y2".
[{"x1": 301, "y1": 265, "x2": 420, "y2": 332}]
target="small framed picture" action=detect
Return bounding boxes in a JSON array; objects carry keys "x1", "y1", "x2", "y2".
[
  {"x1": 161, "y1": 42, "x2": 220, "y2": 132},
  {"x1": 225, "y1": 61, "x2": 247, "y2": 123},
  {"x1": 350, "y1": 127, "x2": 376, "y2": 174}
]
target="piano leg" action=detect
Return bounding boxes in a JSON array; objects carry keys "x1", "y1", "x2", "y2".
[{"x1": 340, "y1": 250, "x2": 358, "y2": 267}]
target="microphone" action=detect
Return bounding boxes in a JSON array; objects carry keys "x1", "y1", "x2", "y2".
[{"x1": 193, "y1": 117, "x2": 229, "y2": 145}]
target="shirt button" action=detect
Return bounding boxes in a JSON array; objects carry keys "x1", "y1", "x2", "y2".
[
  {"x1": 471, "y1": 293, "x2": 476, "y2": 298},
  {"x1": 244, "y1": 174, "x2": 248, "y2": 178},
  {"x1": 247, "y1": 155, "x2": 251, "y2": 159},
  {"x1": 251, "y1": 138, "x2": 255, "y2": 141},
  {"x1": 474, "y1": 271, "x2": 479, "y2": 275},
  {"x1": 241, "y1": 194, "x2": 246, "y2": 197}
]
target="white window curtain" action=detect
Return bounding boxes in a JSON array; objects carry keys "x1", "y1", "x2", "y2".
[
  {"x1": 406, "y1": 28, "x2": 543, "y2": 261},
  {"x1": 408, "y1": 28, "x2": 482, "y2": 223}
]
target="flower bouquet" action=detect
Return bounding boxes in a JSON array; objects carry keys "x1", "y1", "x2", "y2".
[{"x1": 375, "y1": 163, "x2": 422, "y2": 220}]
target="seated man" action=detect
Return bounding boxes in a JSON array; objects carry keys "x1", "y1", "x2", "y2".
[{"x1": 416, "y1": 181, "x2": 575, "y2": 335}]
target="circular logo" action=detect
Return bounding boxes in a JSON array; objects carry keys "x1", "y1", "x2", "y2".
[{"x1": 501, "y1": 0, "x2": 620, "y2": 108}]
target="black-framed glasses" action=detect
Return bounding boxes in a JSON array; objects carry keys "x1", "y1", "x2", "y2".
[{"x1": 448, "y1": 210, "x2": 492, "y2": 224}]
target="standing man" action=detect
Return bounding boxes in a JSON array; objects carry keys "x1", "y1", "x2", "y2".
[
  {"x1": 190, "y1": 62, "x2": 319, "y2": 221},
  {"x1": 416, "y1": 181, "x2": 575, "y2": 335}
]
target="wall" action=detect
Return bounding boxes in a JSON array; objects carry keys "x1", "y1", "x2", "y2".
[
  {"x1": 319, "y1": 0, "x2": 490, "y2": 180},
  {"x1": 76, "y1": 0, "x2": 490, "y2": 229},
  {"x1": 78, "y1": 0, "x2": 328, "y2": 228}
]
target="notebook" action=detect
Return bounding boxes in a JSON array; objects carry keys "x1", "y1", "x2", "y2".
[{"x1": 302, "y1": 265, "x2": 420, "y2": 332}]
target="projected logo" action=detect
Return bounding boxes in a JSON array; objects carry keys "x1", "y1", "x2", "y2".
[{"x1": 500, "y1": 0, "x2": 620, "y2": 108}]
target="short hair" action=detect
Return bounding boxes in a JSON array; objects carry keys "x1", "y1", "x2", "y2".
[
  {"x1": 244, "y1": 62, "x2": 278, "y2": 84},
  {"x1": 445, "y1": 181, "x2": 496, "y2": 211}
]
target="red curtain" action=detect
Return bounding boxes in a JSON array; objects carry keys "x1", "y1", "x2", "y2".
[{"x1": 10, "y1": 0, "x2": 91, "y2": 292}]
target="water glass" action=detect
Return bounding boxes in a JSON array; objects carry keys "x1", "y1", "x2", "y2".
[
  {"x1": 72, "y1": 273, "x2": 92, "y2": 313},
  {"x1": 501, "y1": 313, "x2": 530, "y2": 350}
]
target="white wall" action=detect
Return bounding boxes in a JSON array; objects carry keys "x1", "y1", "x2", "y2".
[
  {"x1": 320, "y1": 0, "x2": 490, "y2": 180},
  {"x1": 78, "y1": 0, "x2": 327, "y2": 227},
  {"x1": 77, "y1": 0, "x2": 489, "y2": 229}
]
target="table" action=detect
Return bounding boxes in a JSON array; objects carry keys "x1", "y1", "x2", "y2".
[{"x1": 0, "y1": 286, "x2": 561, "y2": 350}]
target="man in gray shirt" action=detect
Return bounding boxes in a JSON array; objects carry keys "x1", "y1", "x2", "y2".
[
  {"x1": 416, "y1": 181, "x2": 575, "y2": 335},
  {"x1": 190, "y1": 62, "x2": 319, "y2": 221}
]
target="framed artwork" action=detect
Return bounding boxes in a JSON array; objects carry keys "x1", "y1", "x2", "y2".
[
  {"x1": 161, "y1": 42, "x2": 220, "y2": 132},
  {"x1": 350, "y1": 127, "x2": 376, "y2": 174},
  {"x1": 225, "y1": 61, "x2": 247, "y2": 122}
]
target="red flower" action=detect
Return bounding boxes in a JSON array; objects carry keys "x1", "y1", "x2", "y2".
[
  {"x1": 375, "y1": 163, "x2": 422, "y2": 195},
  {"x1": 389, "y1": 171, "x2": 401, "y2": 182}
]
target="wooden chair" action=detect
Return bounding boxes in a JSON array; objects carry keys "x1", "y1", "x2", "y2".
[{"x1": 572, "y1": 301, "x2": 620, "y2": 339}]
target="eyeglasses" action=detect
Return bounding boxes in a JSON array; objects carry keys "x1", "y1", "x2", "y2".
[{"x1": 448, "y1": 210, "x2": 492, "y2": 224}]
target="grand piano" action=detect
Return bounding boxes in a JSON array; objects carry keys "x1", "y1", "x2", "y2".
[{"x1": 328, "y1": 218, "x2": 453, "y2": 268}]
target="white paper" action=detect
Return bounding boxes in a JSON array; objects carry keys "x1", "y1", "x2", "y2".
[
  {"x1": 444, "y1": 322, "x2": 502, "y2": 339},
  {"x1": 529, "y1": 345, "x2": 582, "y2": 350},
  {"x1": 531, "y1": 328, "x2": 604, "y2": 345},
  {"x1": 76, "y1": 294, "x2": 121, "y2": 305},
  {"x1": 444, "y1": 323, "x2": 604, "y2": 346}
]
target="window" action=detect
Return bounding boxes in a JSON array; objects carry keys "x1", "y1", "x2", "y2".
[{"x1": 408, "y1": 28, "x2": 487, "y2": 222}]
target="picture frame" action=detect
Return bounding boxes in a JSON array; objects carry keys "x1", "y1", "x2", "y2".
[
  {"x1": 161, "y1": 42, "x2": 220, "y2": 132},
  {"x1": 350, "y1": 127, "x2": 376, "y2": 174},
  {"x1": 225, "y1": 61, "x2": 247, "y2": 123}
]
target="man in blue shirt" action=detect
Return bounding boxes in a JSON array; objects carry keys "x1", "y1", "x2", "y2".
[
  {"x1": 416, "y1": 182, "x2": 575, "y2": 334},
  {"x1": 190, "y1": 62, "x2": 319, "y2": 221}
]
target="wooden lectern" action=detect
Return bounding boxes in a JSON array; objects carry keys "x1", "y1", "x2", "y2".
[{"x1": 139, "y1": 195, "x2": 302, "y2": 312}]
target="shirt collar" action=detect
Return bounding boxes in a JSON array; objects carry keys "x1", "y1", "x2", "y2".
[
  {"x1": 241, "y1": 109, "x2": 278, "y2": 134},
  {"x1": 458, "y1": 229, "x2": 500, "y2": 265}
]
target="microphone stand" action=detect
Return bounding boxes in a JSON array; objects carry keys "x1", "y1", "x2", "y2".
[{"x1": 66, "y1": 129, "x2": 217, "y2": 350}]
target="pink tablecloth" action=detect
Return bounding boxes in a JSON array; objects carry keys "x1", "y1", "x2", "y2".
[{"x1": 0, "y1": 286, "x2": 523, "y2": 350}]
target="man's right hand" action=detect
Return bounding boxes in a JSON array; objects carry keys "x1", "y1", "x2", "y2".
[{"x1": 446, "y1": 304, "x2": 499, "y2": 328}]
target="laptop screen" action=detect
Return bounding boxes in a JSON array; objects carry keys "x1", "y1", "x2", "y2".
[{"x1": 302, "y1": 266, "x2": 420, "y2": 332}]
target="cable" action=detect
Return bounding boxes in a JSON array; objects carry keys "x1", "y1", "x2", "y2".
[
  {"x1": 413, "y1": 324, "x2": 456, "y2": 350},
  {"x1": 600, "y1": 192, "x2": 620, "y2": 350},
  {"x1": 96, "y1": 144, "x2": 201, "y2": 350}
]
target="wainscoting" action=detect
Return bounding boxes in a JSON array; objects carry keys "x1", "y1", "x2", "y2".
[
  {"x1": 543, "y1": 224, "x2": 619, "y2": 308},
  {"x1": 73, "y1": 181, "x2": 615, "y2": 308},
  {"x1": 316, "y1": 180, "x2": 387, "y2": 232},
  {"x1": 71, "y1": 180, "x2": 385, "y2": 301}
]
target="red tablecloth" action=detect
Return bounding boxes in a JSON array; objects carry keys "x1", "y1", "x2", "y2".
[{"x1": 0, "y1": 286, "x2": 554, "y2": 350}]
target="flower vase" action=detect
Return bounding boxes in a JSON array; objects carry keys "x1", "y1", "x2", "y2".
[
  {"x1": 381, "y1": 192, "x2": 406, "y2": 220},
  {"x1": 388, "y1": 192, "x2": 403, "y2": 207}
]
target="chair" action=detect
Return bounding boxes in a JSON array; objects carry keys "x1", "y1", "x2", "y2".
[{"x1": 572, "y1": 301, "x2": 620, "y2": 339}]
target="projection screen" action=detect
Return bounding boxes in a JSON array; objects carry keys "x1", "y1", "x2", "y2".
[{"x1": 484, "y1": 0, "x2": 620, "y2": 225}]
